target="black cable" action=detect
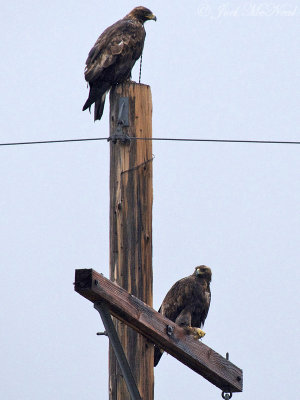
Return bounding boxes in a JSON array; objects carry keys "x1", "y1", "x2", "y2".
[
  {"x1": 139, "y1": 52, "x2": 143, "y2": 84},
  {"x1": 0, "y1": 137, "x2": 108, "y2": 146},
  {"x1": 0, "y1": 136, "x2": 299, "y2": 147},
  {"x1": 134, "y1": 137, "x2": 300, "y2": 145}
]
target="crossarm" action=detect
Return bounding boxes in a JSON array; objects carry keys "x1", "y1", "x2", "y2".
[{"x1": 74, "y1": 268, "x2": 243, "y2": 393}]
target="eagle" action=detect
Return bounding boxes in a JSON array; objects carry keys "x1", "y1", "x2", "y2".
[
  {"x1": 154, "y1": 265, "x2": 212, "y2": 366},
  {"x1": 82, "y1": 6, "x2": 156, "y2": 121}
]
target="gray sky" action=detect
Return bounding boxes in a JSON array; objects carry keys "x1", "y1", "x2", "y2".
[{"x1": 1, "y1": 1, "x2": 299, "y2": 399}]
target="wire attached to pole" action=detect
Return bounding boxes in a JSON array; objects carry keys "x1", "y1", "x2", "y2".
[
  {"x1": 1, "y1": 136, "x2": 299, "y2": 147},
  {"x1": 139, "y1": 52, "x2": 143, "y2": 84}
]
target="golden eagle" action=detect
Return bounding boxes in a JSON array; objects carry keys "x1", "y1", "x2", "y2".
[
  {"x1": 82, "y1": 6, "x2": 156, "y2": 121},
  {"x1": 154, "y1": 265, "x2": 212, "y2": 366}
]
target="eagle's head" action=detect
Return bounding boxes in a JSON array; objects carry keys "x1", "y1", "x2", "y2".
[
  {"x1": 127, "y1": 7, "x2": 157, "y2": 23},
  {"x1": 194, "y1": 265, "x2": 212, "y2": 281}
]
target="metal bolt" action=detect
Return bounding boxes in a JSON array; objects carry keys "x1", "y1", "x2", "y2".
[
  {"x1": 222, "y1": 392, "x2": 232, "y2": 400},
  {"x1": 166, "y1": 325, "x2": 174, "y2": 336},
  {"x1": 97, "y1": 331, "x2": 108, "y2": 336}
]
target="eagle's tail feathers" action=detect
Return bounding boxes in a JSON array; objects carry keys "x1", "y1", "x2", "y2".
[
  {"x1": 82, "y1": 83, "x2": 110, "y2": 118},
  {"x1": 82, "y1": 93, "x2": 95, "y2": 112},
  {"x1": 94, "y1": 92, "x2": 107, "y2": 121},
  {"x1": 154, "y1": 345, "x2": 164, "y2": 367}
]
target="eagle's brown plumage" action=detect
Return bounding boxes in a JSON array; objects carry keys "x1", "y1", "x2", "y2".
[
  {"x1": 82, "y1": 6, "x2": 156, "y2": 121},
  {"x1": 154, "y1": 265, "x2": 212, "y2": 366}
]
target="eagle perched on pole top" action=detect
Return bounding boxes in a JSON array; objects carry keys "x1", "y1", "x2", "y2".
[
  {"x1": 154, "y1": 266, "x2": 212, "y2": 366},
  {"x1": 82, "y1": 6, "x2": 157, "y2": 121}
]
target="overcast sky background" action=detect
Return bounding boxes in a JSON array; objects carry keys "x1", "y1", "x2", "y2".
[{"x1": 1, "y1": 1, "x2": 299, "y2": 399}]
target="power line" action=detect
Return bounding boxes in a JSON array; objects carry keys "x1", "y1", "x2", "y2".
[
  {"x1": 0, "y1": 136, "x2": 299, "y2": 147},
  {"x1": 135, "y1": 137, "x2": 300, "y2": 145},
  {"x1": 0, "y1": 137, "x2": 108, "y2": 146}
]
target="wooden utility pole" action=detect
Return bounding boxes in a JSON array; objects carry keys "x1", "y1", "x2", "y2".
[
  {"x1": 74, "y1": 81, "x2": 244, "y2": 400},
  {"x1": 109, "y1": 83, "x2": 153, "y2": 400},
  {"x1": 74, "y1": 82, "x2": 244, "y2": 397}
]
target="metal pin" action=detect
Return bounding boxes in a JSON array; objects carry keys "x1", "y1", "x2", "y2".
[{"x1": 96, "y1": 331, "x2": 108, "y2": 336}]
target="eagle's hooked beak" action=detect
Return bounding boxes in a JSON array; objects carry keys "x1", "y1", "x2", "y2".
[{"x1": 148, "y1": 14, "x2": 157, "y2": 21}]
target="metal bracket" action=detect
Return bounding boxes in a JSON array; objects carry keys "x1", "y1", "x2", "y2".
[
  {"x1": 117, "y1": 97, "x2": 129, "y2": 126},
  {"x1": 94, "y1": 301, "x2": 142, "y2": 400},
  {"x1": 108, "y1": 97, "x2": 131, "y2": 144}
]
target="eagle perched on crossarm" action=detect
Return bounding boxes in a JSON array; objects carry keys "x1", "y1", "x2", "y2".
[
  {"x1": 82, "y1": 6, "x2": 156, "y2": 121},
  {"x1": 154, "y1": 266, "x2": 212, "y2": 366}
]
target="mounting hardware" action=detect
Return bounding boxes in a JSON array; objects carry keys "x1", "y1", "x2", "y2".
[
  {"x1": 108, "y1": 97, "x2": 131, "y2": 144},
  {"x1": 220, "y1": 353, "x2": 233, "y2": 399},
  {"x1": 117, "y1": 97, "x2": 129, "y2": 126},
  {"x1": 166, "y1": 325, "x2": 174, "y2": 336},
  {"x1": 221, "y1": 392, "x2": 232, "y2": 400},
  {"x1": 96, "y1": 331, "x2": 108, "y2": 336},
  {"x1": 94, "y1": 301, "x2": 142, "y2": 400}
]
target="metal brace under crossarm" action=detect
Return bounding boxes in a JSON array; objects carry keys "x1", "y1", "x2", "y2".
[
  {"x1": 109, "y1": 97, "x2": 131, "y2": 144},
  {"x1": 94, "y1": 301, "x2": 142, "y2": 400}
]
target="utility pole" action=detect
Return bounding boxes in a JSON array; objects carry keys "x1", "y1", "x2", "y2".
[
  {"x1": 74, "y1": 83, "x2": 243, "y2": 399},
  {"x1": 109, "y1": 83, "x2": 153, "y2": 400}
]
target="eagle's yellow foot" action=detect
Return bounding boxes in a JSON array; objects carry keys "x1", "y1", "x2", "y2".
[{"x1": 185, "y1": 327, "x2": 206, "y2": 339}]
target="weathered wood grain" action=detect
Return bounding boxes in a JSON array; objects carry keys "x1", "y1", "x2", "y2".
[
  {"x1": 109, "y1": 83, "x2": 153, "y2": 400},
  {"x1": 75, "y1": 269, "x2": 243, "y2": 393}
]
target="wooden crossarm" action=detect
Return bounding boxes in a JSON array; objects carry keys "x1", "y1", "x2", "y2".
[{"x1": 74, "y1": 268, "x2": 243, "y2": 393}]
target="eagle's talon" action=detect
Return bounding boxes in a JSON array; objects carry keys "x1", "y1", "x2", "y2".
[{"x1": 185, "y1": 326, "x2": 206, "y2": 340}]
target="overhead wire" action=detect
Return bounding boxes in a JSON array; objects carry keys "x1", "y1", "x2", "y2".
[
  {"x1": 133, "y1": 137, "x2": 300, "y2": 145},
  {"x1": 0, "y1": 136, "x2": 299, "y2": 147},
  {"x1": 0, "y1": 137, "x2": 108, "y2": 147}
]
